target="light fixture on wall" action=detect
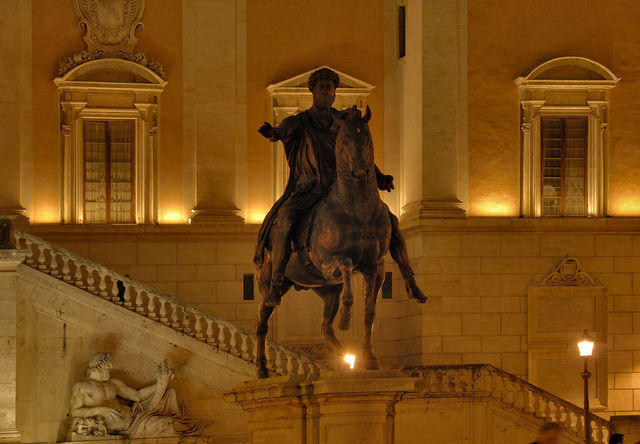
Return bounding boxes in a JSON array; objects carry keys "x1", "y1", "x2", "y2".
[{"x1": 577, "y1": 329, "x2": 594, "y2": 444}]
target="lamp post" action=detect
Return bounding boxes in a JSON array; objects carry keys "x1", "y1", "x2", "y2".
[{"x1": 578, "y1": 329, "x2": 595, "y2": 444}]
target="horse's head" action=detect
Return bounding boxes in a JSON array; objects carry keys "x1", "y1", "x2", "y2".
[{"x1": 332, "y1": 105, "x2": 374, "y2": 183}]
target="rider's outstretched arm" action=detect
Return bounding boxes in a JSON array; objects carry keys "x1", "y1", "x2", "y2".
[{"x1": 259, "y1": 114, "x2": 300, "y2": 143}]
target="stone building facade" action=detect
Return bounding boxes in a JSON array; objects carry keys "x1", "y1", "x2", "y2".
[{"x1": 3, "y1": 0, "x2": 640, "y2": 441}]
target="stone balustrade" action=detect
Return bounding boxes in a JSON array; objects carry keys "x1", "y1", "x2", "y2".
[
  {"x1": 405, "y1": 364, "x2": 610, "y2": 444},
  {"x1": 13, "y1": 228, "x2": 324, "y2": 377}
]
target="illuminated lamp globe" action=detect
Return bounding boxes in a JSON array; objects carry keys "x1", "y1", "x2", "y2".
[{"x1": 577, "y1": 329, "x2": 595, "y2": 357}]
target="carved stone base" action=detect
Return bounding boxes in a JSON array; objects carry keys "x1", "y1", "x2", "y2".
[
  {"x1": 189, "y1": 206, "x2": 244, "y2": 225},
  {"x1": 225, "y1": 371, "x2": 420, "y2": 444},
  {"x1": 0, "y1": 428, "x2": 21, "y2": 443},
  {"x1": 401, "y1": 199, "x2": 466, "y2": 221}
]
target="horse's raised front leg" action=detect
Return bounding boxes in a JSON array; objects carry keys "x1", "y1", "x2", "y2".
[
  {"x1": 389, "y1": 213, "x2": 427, "y2": 303},
  {"x1": 362, "y1": 262, "x2": 385, "y2": 370}
]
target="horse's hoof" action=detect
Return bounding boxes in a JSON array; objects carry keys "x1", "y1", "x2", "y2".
[
  {"x1": 257, "y1": 366, "x2": 269, "y2": 379},
  {"x1": 407, "y1": 283, "x2": 427, "y2": 304},
  {"x1": 365, "y1": 358, "x2": 379, "y2": 370}
]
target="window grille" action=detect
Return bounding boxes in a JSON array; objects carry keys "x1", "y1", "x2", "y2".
[
  {"x1": 83, "y1": 121, "x2": 135, "y2": 223},
  {"x1": 541, "y1": 118, "x2": 587, "y2": 216}
]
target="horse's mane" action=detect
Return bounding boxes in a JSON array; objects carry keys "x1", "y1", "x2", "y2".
[{"x1": 337, "y1": 105, "x2": 368, "y2": 124}]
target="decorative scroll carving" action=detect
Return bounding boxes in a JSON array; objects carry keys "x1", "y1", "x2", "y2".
[
  {"x1": 60, "y1": 0, "x2": 165, "y2": 79},
  {"x1": 538, "y1": 257, "x2": 599, "y2": 286}
]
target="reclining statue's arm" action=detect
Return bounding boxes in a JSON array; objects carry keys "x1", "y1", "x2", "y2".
[{"x1": 70, "y1": 382, "x2": 119, "y2": 422}]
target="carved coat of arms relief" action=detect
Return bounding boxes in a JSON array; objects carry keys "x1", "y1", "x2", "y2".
[{"x1": 60, "y1": 0, "x2": 165, "y2": 79}]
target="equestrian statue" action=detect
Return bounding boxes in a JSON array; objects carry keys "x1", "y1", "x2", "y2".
[{"x1": 254, "y1": 67, "x2": 427, "y2": 378}]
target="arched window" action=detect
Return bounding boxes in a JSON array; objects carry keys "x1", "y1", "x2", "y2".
[
  {"x1": 514, "y1": 57, "x2": 619, "y2": 217},
  {"x1": 54, "y1": 59, "x2": 166, "y2": 224}
]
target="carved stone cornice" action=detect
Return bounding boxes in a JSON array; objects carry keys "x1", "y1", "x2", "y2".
[
  {"x1": 59, "y1": 0, "x2": 165, "y2": 79},
  {"x1": 538, "y1": 257, "x2": 599, "y2": 286}
]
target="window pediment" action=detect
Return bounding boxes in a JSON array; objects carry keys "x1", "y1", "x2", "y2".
[
  {"x1": 55, "y1": 59, "x2": 166, "y2": 88},
  {"x1": 514, "y1": 56, "x2": 619, "y2": 89}
]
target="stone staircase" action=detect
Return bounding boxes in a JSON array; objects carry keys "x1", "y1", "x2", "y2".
[
  {"x1": 13, "y1": 228, "x2": 325, "y2": 378},
  {"x1": 404, "y1": 365, "x2": 611, "y2": 443},
  {"x1": 13, "y1": 229, "x2": 611, "y2": 443}
]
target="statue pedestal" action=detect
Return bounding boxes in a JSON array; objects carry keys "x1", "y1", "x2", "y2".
[{"x1": 223, "y1": 371, "x2": 421, "y2": 444}]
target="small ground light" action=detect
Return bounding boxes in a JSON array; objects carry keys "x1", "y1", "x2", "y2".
[{"x1": 344, "y1": 354, "x2": 356, "y2": 369}]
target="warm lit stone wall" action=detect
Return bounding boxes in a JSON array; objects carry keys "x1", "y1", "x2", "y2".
[
  {"x1": 25, "y1": 218, "x2": 640, "y2": 418},
  {"x1": 467, "y1": 0, "x2": 640, "y2": 216},
  {"x1": 30, "y1": 0, "x2": 183, "y2": 222},
  {"x1": 399, "y1": 218, "x2": 640, "y2": 418}
]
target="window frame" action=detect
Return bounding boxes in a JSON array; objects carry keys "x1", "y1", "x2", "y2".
[
  {"x1": 540, "y1": 116, "x2": 588, "y2": 217},
  {"x1": 55, "y1": 59, "x2": 166, "y2": 224},
  {"x1": 82, "y1": 119, "x2": 137, "y2": 224},
  {"x1": 515, "y1": 57, "x2": 619, "y2": 217}
]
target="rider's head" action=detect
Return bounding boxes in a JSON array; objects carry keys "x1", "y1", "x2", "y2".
[{"x1": 309, "y1": 68, "x2": 339, "y2": 111}]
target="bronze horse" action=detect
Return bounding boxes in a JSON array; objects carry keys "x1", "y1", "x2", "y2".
[{"x1": 256, "y1": 106, "x2": 408, "y2": 378}]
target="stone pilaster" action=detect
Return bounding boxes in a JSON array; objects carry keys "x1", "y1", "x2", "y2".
[
  {"x1": 185, "y1": 0, "x2": 246, "y2": 225},
  {"x1": 0, "y1": 1, "x2": 28, "y2": 221},
  {"x1": 400, "y1": 0, "x2": 468, "y2": 221},
  {"x1": 0, "y1": 217, "x2": 25, "y2": 442}
]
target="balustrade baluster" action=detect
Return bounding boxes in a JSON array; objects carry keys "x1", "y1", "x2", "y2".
[
  {"x1": 110, "y1": 278, "x2": 121, "y2": 303},
  {"x1": 286, "y1": 353, "x2": 294, "y2": 374},
  {"x1": 229, "y1": 330, "x2": 239, "y2": 355},
  {"x1": 532, "y1": 395, "x2": 541, "y2": 418},
  {"x1": 205, "y1": 319, "x2": 215, "y2": 344},
  {"x1": 268, "y1": 346, "x2": 278, "y2": 371},
  {"x1": 24, "y1": 240, "x2": 35, "y2": 265},
  {"x1": 241, "y1": 335, "x2": 250, "y2": 360},
  {"x1": 575, "y1": 412, "x2": 583, "y2": 436},
  {"x1": 86, "y1": 270, "x2": 97, "y2": 294},
  {"x1": 159, "y1": 299, "x2": 169, "y2": 325},
  {"x1": 182, "y1": 310, "x2": 192, "y2": 335},
  {"x1": 147, "y1": 294, "x2": 158, "y2": 320},
  {"x1": 50, "y1": 253, "x2": 61, "y2": 277},
  {"x1": 75, "y1": 263, "x2": 85, "y2": 289},
  {"x1": 218, "y1": 325, "x2": 228, "y2": 351},
  {"x1": 36, "y1": 244, "x2": 47, "y2": 271},
  {"x1": 296, "y1": 358, "x2": 306, "y2": 375},
  {"x1": 553, "y1": 401, "x2": 562, "y2": 423},
  {"x1": 98, "y1": 271, "x2": 108, "y2": 299},
  {"x1": 123, "y1": 286, "x2": 133, "y2": 309},
  {"x1": 274, "y1": 348, "x2": 284, "y2": 374},
  {"x1": 194, "y1": 315, "x2": 204, "y2": 340},
  {"x1": 596, "y1": 424, "x2": 605, "y2": 444},
  {"x1": 543, "y1": 398, "x2": 551, "y2": 420},
  {"x1": 135, "y1": 289, "x2": 145, "y2": 314},
  {"x1": 61, "y1": 257, "x2": 71, "y2": 282},
  {"x1": 171, "y1": 304, "x2": 180, "y2": 329}
]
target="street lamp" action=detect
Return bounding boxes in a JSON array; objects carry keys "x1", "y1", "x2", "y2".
[{"x1": 578, "y1": 329, "x2": 595, "y2": 444}]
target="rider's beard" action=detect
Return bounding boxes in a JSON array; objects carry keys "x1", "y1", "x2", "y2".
[{"x1": 314, "y1": 94, "x2": 334, "y2": 112}]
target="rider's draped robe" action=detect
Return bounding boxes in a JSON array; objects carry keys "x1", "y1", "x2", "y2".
[
  {"x1": 254, "y1": 107, "x2": 387, "y2": 264},
  {"x1": 254, "y1": 108, "x2": 338, "y2": 264}
]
